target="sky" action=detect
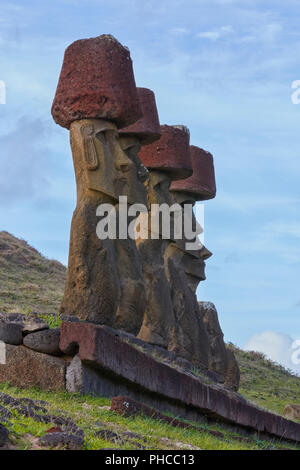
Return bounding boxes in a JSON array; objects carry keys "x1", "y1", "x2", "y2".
[{"x1": 0, "y1": 0, "x2": 299, "y2": 372}]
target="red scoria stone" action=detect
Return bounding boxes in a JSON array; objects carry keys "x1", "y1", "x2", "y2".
[
  {"x1": 119, "y1": 88, "x2": 161, "y2": 145},
  {"x1": 51, "y1": 34, "x2": 142, "y2": 129},
  {"x1": 170, "y1": 145, "x2": 216, "y2": 200},
  {"x1": 138, "y1": 124, "x2": 192, "y2": 180}
]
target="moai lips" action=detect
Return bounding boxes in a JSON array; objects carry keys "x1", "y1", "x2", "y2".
[
  {"x1": 119, "y1": 88, "x2": 161, "y2": 145},
  {"x1": 170, "y1": 145, "x2": 216, "y2": 200},
  {"x1": 51, "y1": 34, "x2": 142, "y2": 130},
  {"x1": 139, "y1": 125, "x2": 192, "y2": 180}
]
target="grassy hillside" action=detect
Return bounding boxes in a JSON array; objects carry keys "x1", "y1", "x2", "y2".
[
  {"x1": 229, "y1": 345, "x2": 300, "y2": 417},
  {"x1": 0, "y1": 232, "x2": 299, "y2": 450},
  {"x1": 0, "y1": 231, "x2": 66, "y2": 314}
]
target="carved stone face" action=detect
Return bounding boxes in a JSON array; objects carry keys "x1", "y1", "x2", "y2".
[
  {"x1": 70, "y1": 119, "x2": 147, "y2": 205},
  {"x1": 119, "y1": 135, "x2": 149, "y2": 185},
  {"x1": 183, "y1": 254, "x2": 206, "y2": 292},
  {"x1": 170, "y1": 190, "x2": 202, "y2": 255},
  {"x1": 169, "y1": 190, "x2": 211, "y2": 291},
  {"x1": 146, "y1": 170, "x2": 182, "y2": 240}
]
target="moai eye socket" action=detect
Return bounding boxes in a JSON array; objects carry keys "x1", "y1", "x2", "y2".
[
  {"x1": 85, "y1": 125, "x2": 94, "y2": 137},
  {"x1": 154, "y1": 180, "x2": 170, "y2": 193},
  {"x1": 95, "y1": 130, "x2": 107, "y2": 145}
]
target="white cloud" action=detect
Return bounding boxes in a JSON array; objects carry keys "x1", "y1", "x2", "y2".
[
  {"x1": 241, "y1": 22, "x2": 282, "y2": 44},
  {"x1": 169, "y1": 27, "x2": 190, "y2": 35},
  {"x1": 245, "y1": 331, "x2": 300, "y2": 375},
  {"x1": 196, "y1": 25, "x2": 234, "y2": 41}
]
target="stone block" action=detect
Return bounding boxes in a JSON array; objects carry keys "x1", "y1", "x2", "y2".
[
  {"x1": 23, "y1": 328, "x2": 61, "y2": 356},
  {"x1": 0, "y1": 323, "x2": 23, "y2": 345},
  {"x1": 0, "y1": 345, "x2": 66, "y2": 391}
]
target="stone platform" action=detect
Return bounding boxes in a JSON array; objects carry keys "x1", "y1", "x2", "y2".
[
  {"x1": 59, "y1": 322, "x2": 300, "y2": 443},
  {"x1": 0, "y1": 320, "x2": 299, "y2": 443}
]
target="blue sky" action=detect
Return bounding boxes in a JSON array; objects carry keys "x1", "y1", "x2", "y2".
[{"x1": 0, "y1": 0, "x2": 299, "y2": 368}]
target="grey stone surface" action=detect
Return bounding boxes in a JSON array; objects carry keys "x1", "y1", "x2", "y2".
[
  {"x1": 23, "y1": 328, "x2": 61, "y2": 356},
  {"x1": 38, "y1": 432, "x2": 83, "y2": 450},
  {"x1": 0, "y1": 423, "x2": 9, "y2": 447},
  {"x1": 0, "y1": 322, "x2": 23, "y2": 345},
  {"x1": 22, "y1": 322, "x2": 49, "y2": 335}
]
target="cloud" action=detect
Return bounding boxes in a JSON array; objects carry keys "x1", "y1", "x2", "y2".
[
  {"x1": 245, "y1": 331, "x2": 300, "y2": 375},
  {"x1": 241, "y1": 22, "x2": 282, "y2": 44},
  {"x1": 0, "y1": 117, "x2": 52, "y2": 204},
  {"x1": 196, "y1": 25, "x2": 234, "y2": 41},
  {"x1": 169, "y1": 27, "x2": 190, "y2": 35}
]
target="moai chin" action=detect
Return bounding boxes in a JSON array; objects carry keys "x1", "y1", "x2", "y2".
[{"x1": 52, "y1": 35, "x2": 147, "y2": 333}]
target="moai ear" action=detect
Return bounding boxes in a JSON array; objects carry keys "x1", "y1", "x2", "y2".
[{"x1": 80, "y1": 124, "x2": 99, "y2": 170}]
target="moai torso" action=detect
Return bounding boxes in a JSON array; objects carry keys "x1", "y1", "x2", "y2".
[
  {"x1": 60, "y1": 119, "x2": 146, "y2": 334},
  {"x1": 136, "y1": 170, "x2": 177, "y2": 348},
  {"x1": 164, "y1": 243, "x2": 210, "y2": 369}
]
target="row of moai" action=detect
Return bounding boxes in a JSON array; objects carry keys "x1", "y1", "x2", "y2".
[{"x1": 51, "y1": 34, "x2": 239, "y2": 390}]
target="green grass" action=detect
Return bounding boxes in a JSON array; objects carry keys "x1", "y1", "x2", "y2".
[{"x1": 1, "y1": 383, "x2": 298, "y2": 450}]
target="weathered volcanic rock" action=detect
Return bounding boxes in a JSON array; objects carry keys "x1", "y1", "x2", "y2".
[
  {"x1": 139, "y1": 124, "x2": 192, "y2": 179},
  {"x1": 224, "y1": 349, "x2": 240, "y2": 392},
  {"x1": 0, "y1": 313, "x2": 26, "y2": 324},
  {"x1": 0, "y1": 345, "x2": 67, "y2": 391},
  {"x1": 0, "y1": 423, "x2": 9, "y2": 447},
  {"x1": 200, "y1": 301, "x2": 240, "y2": 391},
  {"x1": 23, "y1": 328, "x2": 61, "y2": 356},
  {"x1": 119, "y1": 88, "x2": 161, "y2": 144},
  {"x1": 283, "y1": 405, "x2": 300, "y2": 421},
  {"x1": 60, "y1": 322, "x2": 300, "y2": 442},
  {"x1": 201, "y1": 301, "x2": 230, "y2": 380},
  {"x1": 22, "y1": 322, "x2": 49, "y2": 335},
  {"x1": 38, "y1": 432, "x2": 83, "y2": 450},
  {"x1": 51, "y1": 34, "x2": 142, "y2": 129},
  {"x1": 0, "y1": 313, "x2": 49, "y2": 336},
  {"x1": 0, "y1": 322, "x2": 23, "y2": 345},
  {"x1": 170, "y1": 145, "x2": 216, "y2": 200}
]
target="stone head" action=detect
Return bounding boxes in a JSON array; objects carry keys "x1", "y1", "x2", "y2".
[{"x1": 70, "y1": 118, "x2": 148, "y2": 206}]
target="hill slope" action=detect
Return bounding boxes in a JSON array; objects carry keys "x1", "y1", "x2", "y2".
[
  {"x1": 0, "y1": 231, "x2": 66, "y2": 314},
  {"x1": 230, "y1": 345, "x2": 299, "y2": 416}
]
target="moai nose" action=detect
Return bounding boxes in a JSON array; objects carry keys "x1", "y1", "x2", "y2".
[
  {"x1": 199, "y1": 246, "x2": 212, "y2": 260},
  {"x1": 115, "y1": 148, "x2": 133, "y2": 173}
]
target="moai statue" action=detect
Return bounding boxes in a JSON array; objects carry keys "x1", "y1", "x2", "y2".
[
  {"x1": 119, "y1": 92, "x2": 178, "y2": 348},
  {"x1": 121, "y1": 111, "x2": 185, "y2": 348},
  {"x1": 169, "y1": 145, "x2": 216, "y2": 294},
  {"x1": 170, "y1": 147, "x2": 240, "y2": 388},
  {"x1": 138, "y1": 126, "x2": 210, "y2": 370},
  {"x1": 51, "y1": 35, "x2": 147, "y2": 334}
]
